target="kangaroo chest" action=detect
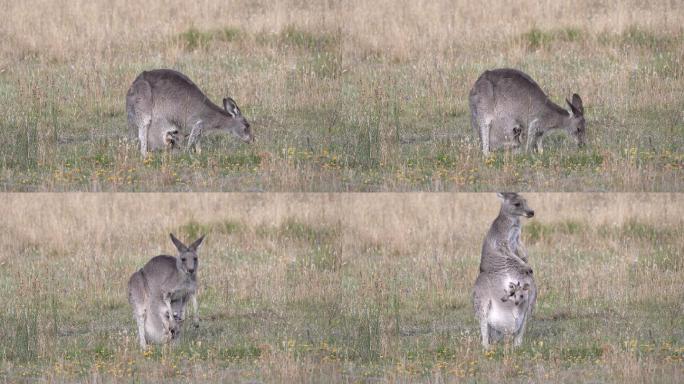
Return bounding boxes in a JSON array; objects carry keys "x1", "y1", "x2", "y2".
[
  {"x1": 508, "y1": 225, "x2": 521, "y2": 249},
  {"x1": 170, "y1": 277, "x2": 196, "y2": 301}
]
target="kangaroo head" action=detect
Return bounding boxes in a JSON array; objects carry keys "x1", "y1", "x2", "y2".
[
  {"x1": 497, "y1": 192, "x2": 534, "y2": 218},
  {"x1": 221, "y1": 97, "x2": 253, "y2": 143},
  {"x1": 565, "y1": 93, "x2": 586, "y2": 148},
  {"x1": 501, "y1": 282, "x2": 530, "y2": 306},
  {"x1": 169, "y1": 233, "x2": 204, "y2": 275}
]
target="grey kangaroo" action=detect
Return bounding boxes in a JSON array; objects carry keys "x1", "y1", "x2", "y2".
[
  {"x1": 128, "y1": 233, "x2": 204, "y2": 348},
  {"x1": 479, "y1": 192, "x2": 535, "y2": 275},
  {"x1": 126, "y1": 69, "x2": 253, "y2": 156},
  {"x1": 469, "y1": 68, "x2": 585, "y2": 154},
  {"x1": 127, "y1": 273, "x2": 177, "y2": 349},
  {"x1": 473, "y1": 192, "x2": 537, "y2": 348}
]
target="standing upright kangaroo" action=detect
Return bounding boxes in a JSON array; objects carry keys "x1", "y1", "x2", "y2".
[
  {"x1": 128, "y1": 233, "x2": 204, "y2": 348},
  {"x1": 479, "y1": 192, "x2": 535, "y2": 275},
  {"x1": 126, "y1": 69, "x2": 253, "y2": 156},
  {"x1": 473, "y1": 193, "x2": 537, "y2": 348},
  {"x1": 469, "y1": 68, "x2": 586, "y2": 154}
]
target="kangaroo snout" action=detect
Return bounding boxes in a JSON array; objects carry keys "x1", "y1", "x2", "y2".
[{"x1": 526, "y1": 210, "x2": 535, "y2": 218}]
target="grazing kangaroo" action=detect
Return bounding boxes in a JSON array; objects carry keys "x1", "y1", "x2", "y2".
[
  {"x1": 127, "y1": 272, "x2": 178, "y2": 349},
  {"x1": 126, "y1": 69, "x2": 253, "y2": 156},
  {"x1": 473, "y1": 192, "x2": 536, "y2": 348},
  {"x1": 469, "y1": 68, "x2": 585, "y2": 154},
  {"x1": 128, "y1": 233, "x2": 205, "y2": 347},
  {"x1": 473, "y1": 277, "x2": 533, "y2": 347}
]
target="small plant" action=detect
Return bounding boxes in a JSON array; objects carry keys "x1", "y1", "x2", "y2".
[
  {"x1": 523, "y1": 27, "x2": 553, "y2": 50},
  {"x1": 177, "y1": 26, "x2": 242, "y2": 50}
]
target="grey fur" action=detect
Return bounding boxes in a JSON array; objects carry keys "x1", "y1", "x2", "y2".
[
  {"x1": 469, "y1": 68, "x2": 586, "y2": 154},
  {"x1": 473, "y1": 192, "x2": 537, "y2": 348},
  {"x1": 127, "y1": 271, "x2": 177, "y2": 349},
  {"x1": 126, "y1": 69, "x2": 253, "y2": 156},
  {"x1": 473, "y1": 275, "x2": 533, "y2": 347},
  {"x1": 127, "y1": 233, "x2": 204, "y2": 348},
  {"x1": 479, "y1": 192, "x2": 534, "y2": 275}
]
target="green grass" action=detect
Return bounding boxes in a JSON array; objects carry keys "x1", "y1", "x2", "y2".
[{"x1": 176, "y1": 26, "x2": 243, "y2": 51}]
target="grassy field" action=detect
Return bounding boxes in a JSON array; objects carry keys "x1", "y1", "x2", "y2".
[
  {"x1": 0, "y1": 193, "x2": 682, "y2": 382},
  {"x1": 0, "y1": 1, "x2": 682, "y2": 191}
]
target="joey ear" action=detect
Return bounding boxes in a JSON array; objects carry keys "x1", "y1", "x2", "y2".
[
  {"x1": 501, "y1": 293, "x2": 509, "y2": 302},
  {"x1": 189, "y1": 235, "x2": 205, "y2": 251},
  {"x1": 523, "y1": 283, "x2": 530, "y2": 291},
  {"x1": 162, "y1": 291, "x2": 172, "y2": 303},
  {"x1": 223, "y1": 97, "x2": 241, "y2": 117},
  {"x1": 170, "y1": 233, "x2": 188, "y2": 253}
]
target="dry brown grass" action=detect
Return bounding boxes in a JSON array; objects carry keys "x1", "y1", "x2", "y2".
[
  {"x1": 0, "y1": 193, "x2": 682, "y2": 382},
  {"x1": 0, "y1": 1, "x2": 682, "y2": 191}
]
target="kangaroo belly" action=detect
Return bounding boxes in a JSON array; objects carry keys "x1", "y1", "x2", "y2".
[
  {"x1": 145, "y1": 321, "x2": 170, "y2": 344},
  {"x1": 488, "y1": 302, "x2": 524, "y2": 334},
  {"x1": 489, "y1": 118, "x2": 523, "y2": 150}
]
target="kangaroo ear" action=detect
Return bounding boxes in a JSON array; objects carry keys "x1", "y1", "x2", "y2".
[
  {"x1": 566, "y1": 94, "x2": 583, "y2": 117},
  {"x1": 189, "y1": 235, "x2": 205, "y2": 251},
  {"x1": 572, "y1": 94, "x2": 583, "y2": 114},
  {"x1": 170, "y1": 233, "x2": 188, "y2": 253},
  {"x1": 223, "y1": 97, "x2": 241, "y2": 118},
  {"x1": 497, "y1": 192, "x2": 517, "y2": 201}
]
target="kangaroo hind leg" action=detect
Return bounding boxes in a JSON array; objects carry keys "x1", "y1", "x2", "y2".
[{"x1": 126, "y1": 78, "x2": 153, "y2": 156}]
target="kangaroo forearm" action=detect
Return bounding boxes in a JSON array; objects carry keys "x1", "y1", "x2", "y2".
[{"x1": 514, "y1": 245, "x2": 528, "y2": 262}]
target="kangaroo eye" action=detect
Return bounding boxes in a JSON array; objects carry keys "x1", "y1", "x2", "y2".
[
  {"x1": 514, "y1": 203, "x2": 521, "y2": 207},
  {"x1": 181, "y1": 258, "x2": 186, "y2": 262}
]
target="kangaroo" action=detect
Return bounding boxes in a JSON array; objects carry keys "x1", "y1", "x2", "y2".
[
  {"x1": 128, "y1": 233, "x2": 204, "y2": 347},
  {"x1": 469, "y1": 68, "x2": 585, "y2": 155},
  {"x1": 126, "y1": 69, "x2": 253, "y2": 156},
  {"x1": 473, "y1": 192, "x2": 537, "y2": 348},
  {"x1": 127, "y1": 272, "x2": 178, "y2": 349},
  {"x1": 473, "y1": 276, "x2": 534, "y2": 347},
  {"x1": 479, "y1": 192, "x2": 535, "y2": 275}
]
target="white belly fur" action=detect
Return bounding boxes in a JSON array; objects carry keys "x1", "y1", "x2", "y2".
[
  {"x1": 145, "y1": 321, "x2": 170, "y2": 344},
  {"x1": 488, "y1": 300, "x2": 524, "y2": 335}
]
